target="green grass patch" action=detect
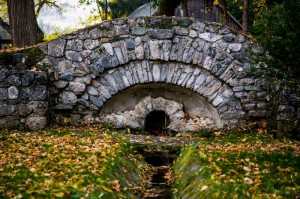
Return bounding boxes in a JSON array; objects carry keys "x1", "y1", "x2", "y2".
[
  {"x1": 0, "y1": 127, "x2": 149, "y2": 198},
  {"x1": 173, "y1": 133, "x2": 300, "y2": 198}
]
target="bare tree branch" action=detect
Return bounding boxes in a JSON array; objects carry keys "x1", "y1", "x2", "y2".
[{"x1": 35, "y1": 0, "x2": 60, "y2": 15}]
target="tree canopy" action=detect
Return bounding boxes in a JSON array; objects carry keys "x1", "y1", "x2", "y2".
[{"x1": 253, "y1": 0, "x2": 300, "y2": 81}]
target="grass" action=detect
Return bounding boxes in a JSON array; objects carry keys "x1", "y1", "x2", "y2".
[
  {"x1": 0, "y1": 125, "x2": 148, "y2": 198},
  {"x1": 173, "y1": 132, "x2": 300, "y2": 198},
  {"x1": 0, "y1": 124, "x2": 299, "y2": 198}
]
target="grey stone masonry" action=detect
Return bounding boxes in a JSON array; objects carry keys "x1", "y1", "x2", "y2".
[
  {"x1": 0, "y1": 69, "x2": 48, "y2": 130},
  {"x1": 0, "y1": 16, "x2": 297, "y2": 131}
]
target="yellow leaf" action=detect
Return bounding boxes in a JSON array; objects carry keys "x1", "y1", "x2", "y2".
[
  {"x1": 54, "y1": 192, "x2": 65, "y2": 197},
  {"x1": 100, "y1": 186, "x2": 113, "y2": 192},
  {"x1": 213, "y1": 0, "x2": 219, "y2": 5}
]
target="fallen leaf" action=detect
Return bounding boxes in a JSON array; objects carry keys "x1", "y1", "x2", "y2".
[
  {"x1": 244, "y1": 177, "x2": 254, "y2": 185},
  {"x1": 200, "y1": 185, "x2": 208, "y2": 191},
  {"x1": 243, "y1": 166, "x2": 251, "y2": 172}
]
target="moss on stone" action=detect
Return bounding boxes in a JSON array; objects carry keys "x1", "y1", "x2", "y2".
[
  {"x1": 24, "y1": 47, "x2": 45, "y2": 66},
  {"x1": 110, "y1": 36, "x2": 126, "y2": 42},
  {"x1": 0, "y1": 52, "x2": 13, "y2": 66}
]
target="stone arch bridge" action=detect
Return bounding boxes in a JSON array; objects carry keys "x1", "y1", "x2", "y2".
[{"x1": 0, "y1": 17, "x2": 270, "y2": 131}]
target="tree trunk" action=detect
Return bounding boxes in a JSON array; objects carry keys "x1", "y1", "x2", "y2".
[
  {"x1": 7, "y1": 0, "x2": 44, "y2": 48},
  {"x1": 221, "y1": 0, "x2": 228, "y2": 25},
  {"x1": 242, "y1": 0, "x2": 249, "y2": 32}
]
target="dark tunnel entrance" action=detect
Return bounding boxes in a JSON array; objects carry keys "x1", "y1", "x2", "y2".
[{"x1": 145, "y1": 111, "x2": 170, "y2": 136}]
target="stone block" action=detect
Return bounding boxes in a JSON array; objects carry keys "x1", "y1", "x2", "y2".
[
  {"x1": 66, "y1": 39, "x2": 83, "y2": 51},
  {"x1": 148, "y1": 29, "x2": 174, "y2": 39},
  {"x1": 19, "y1": 104, "x2": 31, "y2": 116},
  {"x1": 212, "y1": 95, "x2": 224, "y2": 106},
  {"x1": 59, "y1": 72, "x2": 74, "y2": 81},
  {"x1": 7, "y1": 75, "x2": 21, "y2": 86},
  {"x1": 152, "y1": 64, "x2": 160, "y2": 82},
  {"x1": 25, "y1": 116, "x2": 47, "y2": 130},
  {"x1": 78, "y1": 99, "x2": 89, "y2": 108},
  {"x1": 0, "y1": 104, "x2": 16, "y2": 116},
  {"x1": 60, "y1": 91, "x2": 77, "y2": 106},
  {"x1": 69, "y1": 82, "x2": 86, "y2": 94},
  {"x1": 0, "y1": 88, "x2": 7, "y2": 100},
  {"x1": 66, "y1": 51, "x2": 82, "y2": 62},
  {"x1": 8, "y1": 86, "x2": 18, "y2": 100},
  {"x1": 27, "y1": 101, "x2": 48, "y2": 116},
  {"x1": 53, "y1": 81, "x2": 68, "y2": 89},
  {"x1": 22, "y1": 73, "x2": 35, "y2": 86},
  {"x1": 84, "y1": 39, "x2": 100, "y2": 50},
  {"x1": 34, "y1": 73, "x2": 47, "y2": 84},
  {"x1": 48, "y1": 38, "x2": 66, "y2": 57},
  {"x1": 0, "y1": 116, "x2": 19, "y2": 129},
  {"x1": 228, "y1": 43, "x2": 242, "y2": 52}
]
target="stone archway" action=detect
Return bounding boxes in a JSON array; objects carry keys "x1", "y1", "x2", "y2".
[{"x1": 37, "y1": 16, "x2": 267, "y2": 130}]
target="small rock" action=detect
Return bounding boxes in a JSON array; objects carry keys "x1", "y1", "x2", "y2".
[
  {"x1": 60, "y1": 91, "x2": 77, "y2": 106},
  {"x1": 228, "y1": 43, "x2": 242, "y2": 52},
  {"x1": 69, "y1": 82, "x2": 86, "y2": 94},
  {"x1": 8, "y1": 86, "x2": 19, "y2": 99},
  {"x1": 60, "y1": 72, "x2": 74, "y2": 81},
  {"x1": 78, "y1": 99, "x2": 89, "y2": 108},
  {"x1": 53, "y1": 81, "x2": 68, "y2": 89}
]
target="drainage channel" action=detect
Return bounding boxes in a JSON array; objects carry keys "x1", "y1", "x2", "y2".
[
  {"x1": 123, "y1": 134, "x2": 194, "y2": 198},
  {"x1": 138, "y1": 147, "x2": 179, "y2": 199}
]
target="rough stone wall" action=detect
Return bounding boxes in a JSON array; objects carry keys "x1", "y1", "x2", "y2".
[
  {"x1": 1, "y1": 16, "x2": 297, "y2": 132},
  {"x1": 0, "y1": 68, "x2": 48, "y2": 130},
  {"x1": 38, "y1": 17, "x2": 266, "y2": 129}
]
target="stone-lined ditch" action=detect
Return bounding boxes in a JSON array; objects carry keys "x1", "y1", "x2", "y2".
[
  {"x1": 138, "y1": 147, "x2": 178, "y2": 198},
  {"x1": 127, "y1": 134, "x2": 191, "y2": 198}
]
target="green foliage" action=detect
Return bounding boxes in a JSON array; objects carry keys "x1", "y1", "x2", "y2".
[
  {"x1": 253, "y1": 0, "x2": 300, "y2": 81},
  {"x1": 109, "y1": 0, "x2": 149, "y2": 19},
  {"x1": 79, "y1": 0, "x2": 149, "y2": 20},
  {"x1": 0, "y1": 0, "x2": 8, "y2": 21}
]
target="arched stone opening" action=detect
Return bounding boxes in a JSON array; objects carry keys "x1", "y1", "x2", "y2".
[
  {"x1": 99, "y1": 83, "x2": 223, "y2": 131},
  {"x1": 145, "y1": 110, "x2": 170, "y2": 135}
]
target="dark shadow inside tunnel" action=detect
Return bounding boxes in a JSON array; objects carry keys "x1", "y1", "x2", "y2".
[{"x1": 145, "y1": 111, "x2": 170, "y2": 135}]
